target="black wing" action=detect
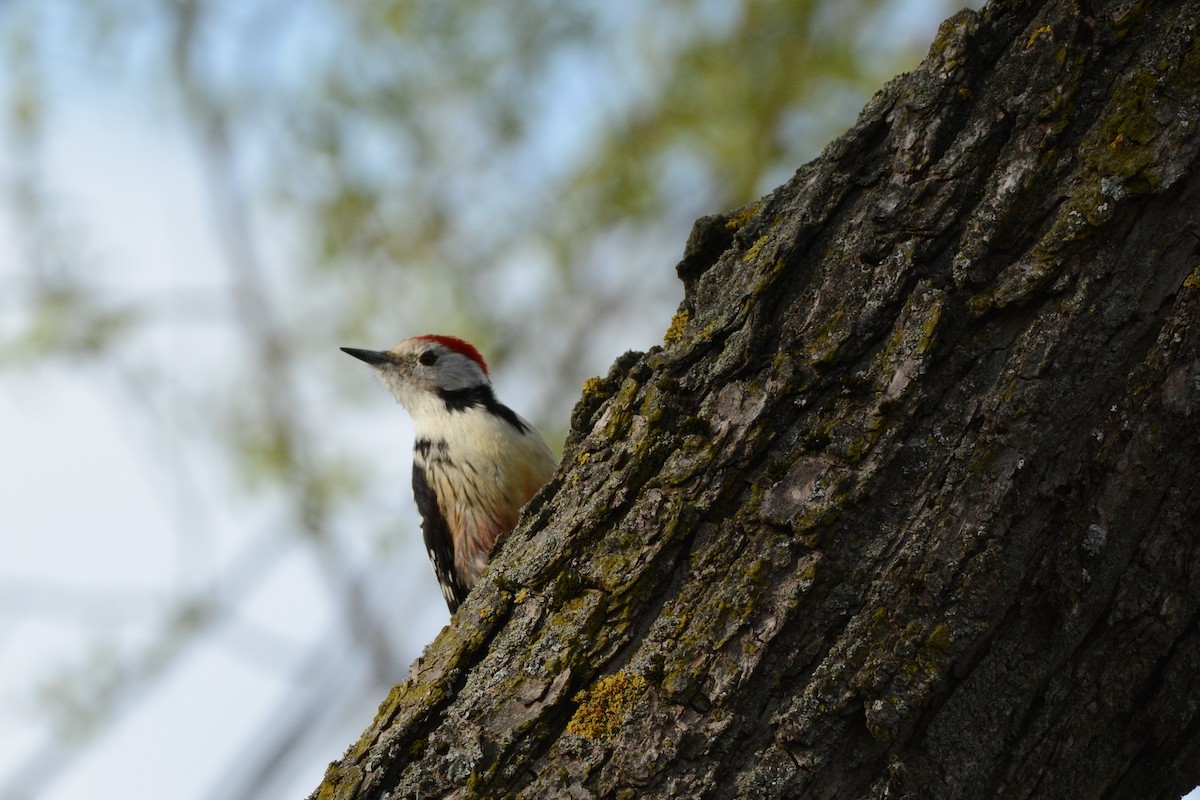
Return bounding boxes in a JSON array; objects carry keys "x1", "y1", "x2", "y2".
[{"x1": 412, "y1": 463, "x2": 469, "y2": 613}]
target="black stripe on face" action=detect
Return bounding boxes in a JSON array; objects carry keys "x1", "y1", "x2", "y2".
[
  {"x1": 412, "y1": 463, "x2": 469, "y2": 613},
  {"x1": 437, "y1": 385, "x2": 530, "y2": 435}
]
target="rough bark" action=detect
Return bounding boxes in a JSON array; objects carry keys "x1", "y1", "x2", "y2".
[{"x1": 312, "y1": 1, "x2": 1200, "y2": 798}]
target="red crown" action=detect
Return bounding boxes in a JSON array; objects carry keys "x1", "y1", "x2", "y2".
[{"x1": 414, "y1": 334, "x2": 489, "y2": 376}]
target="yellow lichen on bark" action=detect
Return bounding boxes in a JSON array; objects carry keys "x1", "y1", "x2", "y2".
[{"x1": 566, "y1": 672, "x2": 649, "y2": 741}]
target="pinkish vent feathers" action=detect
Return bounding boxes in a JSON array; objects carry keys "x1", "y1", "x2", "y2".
[{"x1": 414, "y1": 334, "x2": 489, "y2": 376}]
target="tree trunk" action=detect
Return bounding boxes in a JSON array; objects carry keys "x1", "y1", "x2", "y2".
[{"x1": 311, "y1": 1, "x2": 1200, "y2": 797}]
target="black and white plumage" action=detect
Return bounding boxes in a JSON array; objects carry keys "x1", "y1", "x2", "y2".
[{"x1": 342, "y1": 335, "x2": 557, "y2": 613}]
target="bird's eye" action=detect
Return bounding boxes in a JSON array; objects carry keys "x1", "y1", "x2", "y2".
[{"x1": 418, "y1": 351, "x2": 439, "y2": 366}]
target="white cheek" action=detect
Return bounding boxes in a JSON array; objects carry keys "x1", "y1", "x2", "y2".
[
  {"x1": 377, "y1": 369, "x2": 430, "y2": 412},
  {"x1": 377, "y1": 369, "x2": 407, "y2": 397}
]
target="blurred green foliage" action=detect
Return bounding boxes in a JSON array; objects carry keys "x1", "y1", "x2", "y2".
[{"x1": 3, "y1": 0, "x2": 962, "y2": 390}]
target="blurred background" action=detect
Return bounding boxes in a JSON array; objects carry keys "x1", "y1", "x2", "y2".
[{"x1": 0, "y1": 1, "x2": 990, "y2": 798}]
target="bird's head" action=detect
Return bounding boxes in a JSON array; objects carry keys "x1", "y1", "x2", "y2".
[{"x1": 342, "y1": 334, "x2": 491, "y2": 416}]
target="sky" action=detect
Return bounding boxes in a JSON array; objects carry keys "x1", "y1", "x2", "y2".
[{"x1": 0, "y1": 88, "x2": 369, "y2": 798}]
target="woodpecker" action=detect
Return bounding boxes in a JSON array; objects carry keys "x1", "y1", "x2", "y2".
[{"x1": 342, "y1": 334, "x2": 557, "y2": 613}]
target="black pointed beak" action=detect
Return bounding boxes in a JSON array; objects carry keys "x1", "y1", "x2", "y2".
[{"x1": 340, "y1": 347, "x2": 392, "y2": 365}]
